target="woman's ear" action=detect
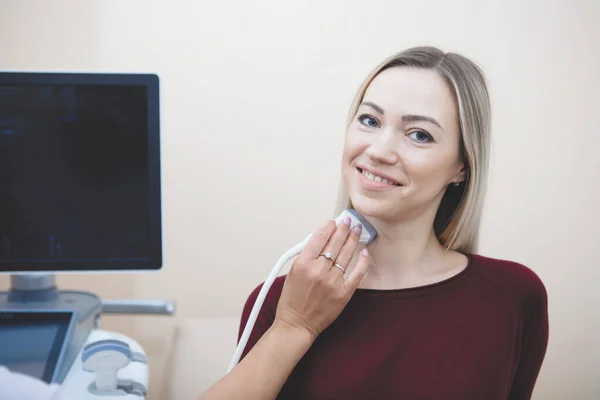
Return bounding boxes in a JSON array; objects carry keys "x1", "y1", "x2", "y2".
[{"x1": 451, "y1": 164, "x2": 468, "y2": 185}]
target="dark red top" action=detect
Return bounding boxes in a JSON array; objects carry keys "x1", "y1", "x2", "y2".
[{"x1": 238, "y1": 254, "x2": 549, "y2": 400}]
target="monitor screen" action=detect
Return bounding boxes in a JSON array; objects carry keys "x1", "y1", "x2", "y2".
[
  {"x1": 0, "y1": 311, "x2": 73, "y2": 383},
  {"x1": 0, "y1": 73, "x2": 162, "y2": 272}
]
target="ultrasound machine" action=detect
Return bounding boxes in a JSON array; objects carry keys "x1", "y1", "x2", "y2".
[{"x1": 0, "y1": 72, "x2": 173, "y2": 399}]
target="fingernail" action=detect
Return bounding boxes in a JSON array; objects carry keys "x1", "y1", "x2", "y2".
[
  {"x1": 353, "y1": 224, "x2": 362, "y2": 233},
  {"x1": 362, "y1": 248, "x2": 369, "y2": 256},
  {"x1": 343, "y1": 216, "x2": 351, "y2": 225}
]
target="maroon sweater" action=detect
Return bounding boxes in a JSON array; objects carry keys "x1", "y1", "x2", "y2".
[{"x1": 238, "y1": 254, "x2": 549, "y2": 400}]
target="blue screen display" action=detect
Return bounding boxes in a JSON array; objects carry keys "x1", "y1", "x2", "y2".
[{"x1": 0, "y1": 312, "x2": 71, "y2": 382}]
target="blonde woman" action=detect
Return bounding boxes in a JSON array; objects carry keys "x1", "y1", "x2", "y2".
[{"x1": 199, "y1": 46, "x2": 549, "y2": 400}]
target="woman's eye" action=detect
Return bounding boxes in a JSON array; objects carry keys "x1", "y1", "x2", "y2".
[
  {"x1": 409, "y1": 130, "x2": 433, "y2": 143},
  {"x1": 358, "y1": 114, "x2": 379, "y2": 128}
]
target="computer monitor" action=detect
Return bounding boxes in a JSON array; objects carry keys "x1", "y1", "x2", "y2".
[{"x1": 0, "y1": 72, "x2": 162, "y2": 275}]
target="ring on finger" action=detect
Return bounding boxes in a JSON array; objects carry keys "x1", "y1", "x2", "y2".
[
  {"x1": 319, "y1": 252, "x2": 335, "y2": 264},
  {"x1": 334, "y1": 263, "x2": 346, "y2": 273}
]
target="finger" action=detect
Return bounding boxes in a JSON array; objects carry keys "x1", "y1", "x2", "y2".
[
  {"x1": 299, "y1": 220, "x2": 337, "y2": 261},
  {"x1": 332, "y1": 224, "x2": 362, "y2": 275},
  {"x1": 320, "y1": 216, "x2": 352, "y2": 266},
  {"x1": 344, "y1": 248, "x2": 370, "y2": 292}
]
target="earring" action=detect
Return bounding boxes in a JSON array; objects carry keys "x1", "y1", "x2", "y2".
[{"x1": 453, "y1": 182, "x2": 460, "y2": 187}]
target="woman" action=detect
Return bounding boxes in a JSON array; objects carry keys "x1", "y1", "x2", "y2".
[{"x1": 199, "y1": 46, "x2": 549, "y2": 400}]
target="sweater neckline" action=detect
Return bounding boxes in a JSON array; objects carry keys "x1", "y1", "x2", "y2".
[{"x1": 353, "y1": 253, "x2": 475, "y2": 296}]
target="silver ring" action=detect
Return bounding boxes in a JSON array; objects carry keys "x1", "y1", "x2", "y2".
[
  {"x1": 334, "y1": 263, "x2": 346, "y2": 273},
  {"x1": 321, "y1": 252, "x2": 334, "y2": 261}
]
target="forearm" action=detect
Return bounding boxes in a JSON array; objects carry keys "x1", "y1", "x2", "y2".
[{"x1": 199, "y1": 320, "x2": 314, "y2": 400}]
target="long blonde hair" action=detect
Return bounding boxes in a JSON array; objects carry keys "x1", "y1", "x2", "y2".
[{"x1": 334, "y1": 46, "x2": 491, "y2": 254}]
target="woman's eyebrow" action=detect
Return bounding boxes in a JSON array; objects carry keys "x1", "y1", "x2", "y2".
[
  {"x1": 402, "y1": 114, "x2": 443, "y2": 130},
  {"x1": 361, "y1": 101, "x2": 443, "y2": 130}
]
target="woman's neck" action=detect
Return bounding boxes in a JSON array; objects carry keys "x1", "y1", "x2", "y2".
[{"x1": 357, "y1": 213, "x2": 466, "y2": 290}]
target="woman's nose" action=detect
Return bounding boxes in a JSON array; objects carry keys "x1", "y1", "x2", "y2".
[{"x1": 365, "y1": 131, "x2": 399, "y2": 165}]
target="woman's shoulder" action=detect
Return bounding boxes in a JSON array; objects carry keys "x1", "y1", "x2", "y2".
[
  {"x1": 242, "y1": 275, "x2": 287, "y2": 314},
  {"x1": 469, "y1": 253, "x2": 547, "y2": 309}
]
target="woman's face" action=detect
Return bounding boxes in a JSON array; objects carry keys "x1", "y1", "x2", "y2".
[{"x1": 342, "y1": 66, "x2": 465, "y2": 223}]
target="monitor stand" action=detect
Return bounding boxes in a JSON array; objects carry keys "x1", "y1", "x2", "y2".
[
  {"x1": 5, "y1": 273, "x2": 176, "y2": 316},
  {"x1": 2, "y1": 273, "x2": 103, "y2": 321},
  {"x1": 8, "y1": 273, "x2": 62, "y2": 302}
]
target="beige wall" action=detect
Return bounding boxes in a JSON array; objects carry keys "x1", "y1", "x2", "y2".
[{"x1": 1, "y1": 0, "x2": 599, "y2": 398}]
